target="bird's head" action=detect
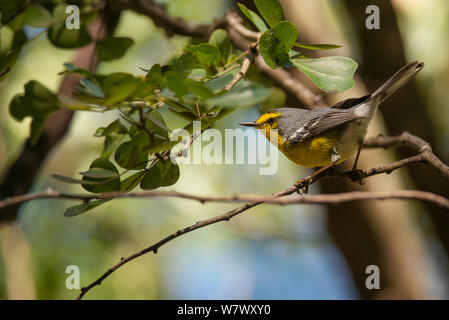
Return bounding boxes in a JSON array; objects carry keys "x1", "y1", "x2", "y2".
[{"x1": 239, "y1": 111, "x2": 282, "y2": 131}]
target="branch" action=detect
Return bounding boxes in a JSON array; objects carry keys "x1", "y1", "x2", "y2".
[
  {"x1": 2, "y1": 187, "x2": 448, "y2": 212},
  {"x1": 74, "y1": 187, "x2": 448, "y2": 299},
  {"x1": 107, "y1": 0, "x2": 221, "y2": 38},
  {"x1": 2, "y1": 132, "x2": 447, "y2": 210},
  {"x1": 0, "y1": 130, "x2": 447, "y2": 298},
  {"x1": 363, "y1": 132, "x2": 449, "y2": 179},
  {"x1": 224, "y1": 55, "x2": 252, "y2": 91}
]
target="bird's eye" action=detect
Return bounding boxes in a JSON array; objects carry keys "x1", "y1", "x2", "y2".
[{"x1": 267, "y1": 118, "x2": 275, "y2": 125}]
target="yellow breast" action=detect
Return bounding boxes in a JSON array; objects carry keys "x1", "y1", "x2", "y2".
[{"x1": 260, "y1": 125, "x2": 361, "y2": 168}]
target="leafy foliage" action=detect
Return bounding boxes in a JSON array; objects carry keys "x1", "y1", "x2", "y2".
[
  {"x1": 237, "y1": 3, "x2": 267, "y2": 32},
  {"x1": 47, "y1": 5, "x2": 93, "y2": 48},
  {"x1": 253, "y1": 0, "x2": 285, "y2": 27},
  {"x1": 2, "y1": 0, "x2": 359, "y2": 215},
  {"x1": 96, "y1": 36, "x2": 134, "y2": 62},
  {"x1": 259, "y1": 21, "x2": 298, "y2": 69},
  {"x1": 9, "y1": 81, "x2": 60, "y2": 145}
]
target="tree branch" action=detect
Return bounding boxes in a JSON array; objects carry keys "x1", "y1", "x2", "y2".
[
  {"x1": 363, "y1": 132, "x2": 449, "y2": 179},
  {"x1": 2, "y1": 0, "x2": 445, "y2": 299},
  {"x1": 1, "y1": 187, "x2": 448, "y2": 212},
  {"x1": 74, "y1": 188, "x2": 448, "y2": 299},
  {"x1": 1, "y1": 131, "x2": 448, "y2": 299},
  {"x1": 107, "y1": 0, "x2": 222, "y2": 37},
  {"x1": 2, "y1": 131, "x2": 447, "y2": 211},
  {"x1": 224, "y1": 55, "x2": 252, "y2": 91}
]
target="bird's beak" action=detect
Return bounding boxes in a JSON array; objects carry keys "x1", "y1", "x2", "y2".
[{"x1": 239, "y1": 121, "x2": 259, "y2": 127}]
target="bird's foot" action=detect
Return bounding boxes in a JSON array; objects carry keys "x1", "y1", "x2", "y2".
[
  {"x1": 294, "y1": 176, "x2": 312, "y2": 194},
  {"x1": 348, "y1": 169, "x2": 366, "y2": 185}
]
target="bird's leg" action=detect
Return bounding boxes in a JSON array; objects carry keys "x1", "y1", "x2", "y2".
[
  {"x1": 294, "y1": 164, "x2": 334, "y2": 194},
  {"x1": 295, "y1": 147, "x2": 340, "y2": 193},
  {"x1": 349, "y1": 139, "x2": 365, "y2": 184},
  {"x1": 352, "y1": 139, "x2": 363, "y2": 171}
]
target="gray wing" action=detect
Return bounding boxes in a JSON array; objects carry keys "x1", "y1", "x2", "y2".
[
  {"x1": 331, "y1": 95, "x2": 370, "y2": 109},
  {"x1": 285, "y1": 108, "x2": 367, "y2": 144}
]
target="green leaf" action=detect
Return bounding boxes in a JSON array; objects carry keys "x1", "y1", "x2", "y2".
[
  {"x1": 294, "y1": 43, "x2": 342, "y2": 50},
  {"x1": 237, "y1": 3, "x2": 268, "y2": 32},
  {"x1": 102, "y1": 73, "x2": 138, "y2": 104},
  {"x1": 254, "y1": 0, "x2": 285, "y2": 28},
  {"x1": 205, "y1": 73, "x2": 235, "y2": 92},
  {"x1": 164, "y1": 71, "x2": 189, "y2": 96},
  {"x1": 1, "y1": 30, "x2": 27, "y2": 82},
  {"x1": 147, "y1": 140, "x2": 180, "y2": 154},
  {"x1": 146, "y1": 63, "x2": 163, "y2": 85},
  {"x1": 79, "y1": 168, "x2": 119, "y2": 179},
  {"x1": 48, "y1": 24, "x2": 92, "y2": 49},
  {"x1": 208, "y1": 82, "x2": 271, "y2": 108},
  {"x1": 144, "y1": 110, "x2": 169, "y2": 140},
  {"x1": 121, "y1": 170, "x2": 146, "y2": 192},
  {"x1": 140, "y1": 110, "x2": 170, "y2": 152},
  {"x1": 171, "y1": 53, "x2": 199, "y2": 74},
  {"x1": 9, "y1": 80, "x2": 59, "y2": 144},
  {"x1": 140, "y1": 161, "x2": 180, "y2": 190},
  {"x1": 188, "y1": 68, "x2": 207, "y2": 80},
  {"x1": 51, "y1": 174, "x2": 86, "y2": 184},
  {"x1": 114, "y1": 132, "x2": 149, "y2": 170},
  {"x1": 59, "y1": 62, "x2": 92, "y2": 77},
  {"x1": 102, "y1": 119, "x2": 128, "y2": 136},
  {"x1": 291, "y1": 56, "x2": 358, "y2": 92},
  {"x1": 48, "y1": 6, "x2": 91, "y2": 49},
  {"x1": 78, "y1": 78, "x2": 105, "y2": 98},
  {"x1": 23, "y1": 4, "x2": 53, "y2": 28},
  {"x1": 260, "y1": 21, "x2": 298, "y2": 69},
  {"x1": 185, "y1": 78, "x2": 213, "y2": 99},
  {"x1": 209, "y1": 29, "x2": 231, "y2": 63},
  {"x1": 0, "y1": 0, "x2": 26, "y2": 26},
  {"x1": 185, "y1": 43, "x2": 221, "y2": 69},
  {"x1": 96, "y1": 36, "x2": 134, "y2": 62},
  {"x1": 82, "y1": 158, "x2": 121, "y2": 193},
  {"x1": 161, "y1": 97, "x2": 197, "y2": 119},
  {"x1": 64, "y1": 200, "x2": 110, "y2": 217}
]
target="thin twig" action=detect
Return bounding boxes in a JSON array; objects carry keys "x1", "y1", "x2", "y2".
[
  {"x1": 224, "y1": 10, "x2": 261, "y2": 40},
  {"x1": 363, "y1": 132, "x2": 449, "y2": 179},
  {"x1": 224, "y1": 49, "x2": 250, "y2": 68},
  {"x1": 225, "y1": 56, "x2": 252, "y2": 91},
  {"x1": 74, "y1": 187, "x2": 448, "y2": 299},
  {"x1": 106, "y1": 0, "x2": 222, "y2": 38},
  {"x1": 2, "y1": 187, "x2": 448, "y2": 212}
]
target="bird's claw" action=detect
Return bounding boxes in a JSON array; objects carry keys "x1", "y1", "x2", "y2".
[
  {"x1": 294, "y1": 176, "x2": 311, "y2": 194},
  {"x1": 348, "y1": 169, "x2": 366, "y2": 185}
]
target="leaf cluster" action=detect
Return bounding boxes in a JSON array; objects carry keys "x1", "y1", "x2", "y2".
[{"x1": 1, "y1": 0, "x2": 359, "y2": 216}]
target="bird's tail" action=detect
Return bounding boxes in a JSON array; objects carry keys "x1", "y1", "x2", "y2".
[{"x1": 371, "y1": 61, "x2": 424, "y2": 103}]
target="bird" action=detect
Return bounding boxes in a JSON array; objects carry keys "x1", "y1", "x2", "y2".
[{"x1": 240, "y1": 61, "x2": 424, "y2": 186}]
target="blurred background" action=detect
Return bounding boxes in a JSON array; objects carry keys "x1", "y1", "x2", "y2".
[{"x1": 1, "y1": 0, "x2": 449, "y2": 299}]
